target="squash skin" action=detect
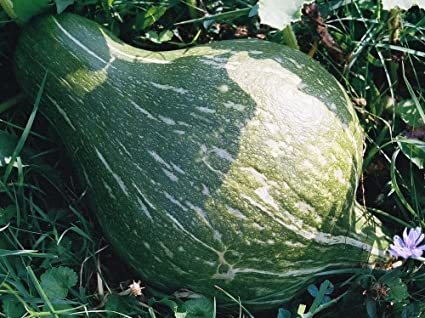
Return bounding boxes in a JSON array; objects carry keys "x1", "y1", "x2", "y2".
[{"x1": 15, "y1": 14, "x2": 388, "y2": 309}]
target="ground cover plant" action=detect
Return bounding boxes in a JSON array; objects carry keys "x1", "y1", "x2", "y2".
[{"x1": 0, "y1": 0, "x2": 424, "y2": 317}]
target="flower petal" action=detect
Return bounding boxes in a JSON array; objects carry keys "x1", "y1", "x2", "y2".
[
  {"x1": 409, "y1": 227, "x2": 421, "y2": 245},
  {"x1": 410, "y1": 248, "x2": 424, "y2": 258},
  {"x1": 389, "y1": 243, "x2": 406, "y2": 258},
  {"x1": 393, "y1": 235, "x2": 405, "y2": 248},
  {"x1": 403, "y1": 228, "x2": 409, "y2": 245}
]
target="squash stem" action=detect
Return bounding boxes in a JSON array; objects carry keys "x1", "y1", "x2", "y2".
[{"x1": 0, "y1": 93, "x2": 25, "y2": 114}]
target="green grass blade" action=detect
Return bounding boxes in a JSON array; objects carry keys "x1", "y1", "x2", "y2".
[
  {"x1": 3, "y1": 72, "x2": 47, "y2": 183},
  {"x1": 0, "y1": 249, "x2": 56, "y2": 258},
  {"x1": 391, "y1": 149, "x2": 417, "y2": 219},
  {"x1": 0, "y1": 93, "x2": 24, "y2": 113}
]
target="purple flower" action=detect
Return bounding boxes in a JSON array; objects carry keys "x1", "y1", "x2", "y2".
[{"x1": 388, "y1": 227, "x2": 425, "y2": 259}]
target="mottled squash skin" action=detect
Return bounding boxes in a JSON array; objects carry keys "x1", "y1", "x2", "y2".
[{"x1": 15, "y1": 13, "x2": 388, "y2": 310}]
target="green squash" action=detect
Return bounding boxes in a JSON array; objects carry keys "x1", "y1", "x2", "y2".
[{"x1": 14, "y1": 13, "x2": 388, "y2": 309}]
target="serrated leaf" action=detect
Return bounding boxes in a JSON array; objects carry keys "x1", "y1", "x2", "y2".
[
  {"x1": 0, "y1": 0, "x2": 51, "y2": 24},
  {"x1": 40, "y1": 266, "x2": 78, "y2": 299},
  {"x1": 258, "y1": 0, "x2": 306, "y2": 30},
  {"x1": 180, "y1": 297, "x2": 214, "y2": 318},
  {"x1": 382, "y1": 0, "x2": 425, "y2": 11},
  {"x1": 55, "y1": 0, "x2": 75, "y2": 14},
  {"x1": 385, "y1": 278, "x2": 409, "y2": 303},
  {"x1": 2, "y1": 298, "x2": 26, "y2": 318}
]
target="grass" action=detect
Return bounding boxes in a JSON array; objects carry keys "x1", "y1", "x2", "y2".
[{"x1": 0, "y1": 0, "x2": 425, "y2": 317}]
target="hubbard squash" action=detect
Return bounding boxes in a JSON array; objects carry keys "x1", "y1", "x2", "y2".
[{"x1": 14, "y1": 13, "x2": 388, "y2": 309}]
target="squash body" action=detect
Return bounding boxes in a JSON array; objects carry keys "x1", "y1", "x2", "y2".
[{"x1": 15, "y1": 14, "x2": 387, "y2": 309}]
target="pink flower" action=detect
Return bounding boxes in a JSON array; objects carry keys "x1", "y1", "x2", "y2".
[{"x1": 388, "y1": 227, "x2": 425, "y2": 259}]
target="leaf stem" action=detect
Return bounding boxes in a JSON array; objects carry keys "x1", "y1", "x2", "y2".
[
  {"x1": 3, "y1": 73, "x2": 46, "y2": 183},
  {"x1": 27, "y1": 266, "x2": 60, "y2": 318}
]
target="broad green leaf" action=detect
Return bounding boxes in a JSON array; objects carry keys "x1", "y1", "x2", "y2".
[
  {"x1": 2, "y1": 298, "x2": 26, "y2": 318},
  {"x1": 145, "y1": 31, "x2": 160, "y2": 43},
  {"x1": 382, "y1": 0, "x2": 425, "y2": 10},
  {"x1": 180, "y1": 297, "x2": 214, "y2": 318},
  {"x1": 145, "y1": 30, "x2": 173, "y2": 44},
  {"x1": 138, "y1": 5, "x2": 169, "y2": 31},
  {"x1": 398, "y1": 138, "x2": 425, "y2": 169},
  {"x1": 258, "y1": 0, "x2": 306, "y2": 30},
  {"x1": 55, "y1": 0, "x2": 75, "y2": 14},
  {"x1": 395, "y1": 99, "x2": 424, "y2": 128},
  {"x1": 0, "y1": 0, "x2": 51, "y2": 24},
  {"x1": 40, "y1": 266, "x2": 78, "y2": 299},
  {"x1": 385, "y1": 278, "x2": 409, "y2": 303},
  {"x1": 159, "y1": 30, "x2": 173, "y2": 43}
]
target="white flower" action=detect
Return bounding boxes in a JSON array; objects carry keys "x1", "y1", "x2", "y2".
[{"x1": 129, "y1": 280, "x2": 144, "y2": 296}]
